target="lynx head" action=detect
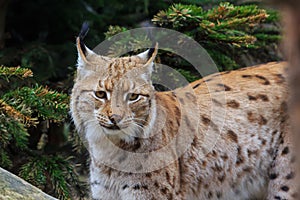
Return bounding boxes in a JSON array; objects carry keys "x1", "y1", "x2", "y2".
[{"x1": 70, "y1": 34, "x2": 158, "y2": 143}]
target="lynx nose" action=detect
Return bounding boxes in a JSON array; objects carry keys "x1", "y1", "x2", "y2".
[{"x1": 109, "y1": 114, "x2": 122, "y2": 124}]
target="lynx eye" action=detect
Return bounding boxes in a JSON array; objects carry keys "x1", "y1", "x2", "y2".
[
  {"x1": 128, "y1": 93, "x2": 140, "y2": 101},
  {"x1": 94, "y1": 91, "x2": 107, "y2": 99}
]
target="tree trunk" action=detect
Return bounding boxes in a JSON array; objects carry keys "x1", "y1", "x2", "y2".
[{"x1": 269, "y1": 0, "x2": 300, "y2": 189}]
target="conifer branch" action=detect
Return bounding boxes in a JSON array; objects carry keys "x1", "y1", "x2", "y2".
[
  {"x1": 3, "y1": 85, "x2": 69, "y2": 122},
  {"x1": 0, "y1": 99, "x2": 37, "y2": 126},
  {"x1": 0, "y1": 66, "x2": 33, "y2": 81}
]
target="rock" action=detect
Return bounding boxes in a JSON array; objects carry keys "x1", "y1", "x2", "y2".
[{"x1": 0, "y1": 167, "x2": 57, "y2": 200}]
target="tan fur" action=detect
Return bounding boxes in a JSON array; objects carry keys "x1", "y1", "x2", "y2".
[{"x1": 71, "y1": 40, "x2": 297, "y2": 199}]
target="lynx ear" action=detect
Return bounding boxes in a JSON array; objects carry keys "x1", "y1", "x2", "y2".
[
  {"x1": 136, "y1": 43, "x2": 158, "y2": 74},
  {"x1": 136, "y1": 43, "x2": 158, "y2": 65},
  {"x1": 143, "y1": 42, "x2": 158, "y2": 68},
  {"x1": 76, "y1": 22, "x2": 96, "y2": 66},
  {"x1": 76, "y1": 38, "x2": 96, "y2": 65},
  {"x1": 135, "y1": 43, "x2": 158, "y2": 81}
]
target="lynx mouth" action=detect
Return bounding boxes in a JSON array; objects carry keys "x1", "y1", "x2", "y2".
[{"x1": 101, "y1": 124, "x2": 121, "y2": 130}]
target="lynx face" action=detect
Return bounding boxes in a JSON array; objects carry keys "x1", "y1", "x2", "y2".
[{"x1": 70, "y1": 38, "x2": 158, "y2": 141}]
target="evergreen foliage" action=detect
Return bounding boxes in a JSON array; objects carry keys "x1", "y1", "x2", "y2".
[
  {"x1": 106, "y1": 2, "x2": 281, "y2": 74},
  {"x1": 0, "y1": 66, "x2": 86, "y2": 199},
  {"x1": 152, "y1": 2, "x2": 281, "y2": 71}
]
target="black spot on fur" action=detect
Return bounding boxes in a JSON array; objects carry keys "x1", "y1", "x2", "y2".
[
  {"x1": 281, "y1": 186, "x2": 289, "y2": 192},
  {"x1": 160, "y1": 187, "x2": 168, "y2": 194},
  {"x1": 269, "y1": 173, "x2": 278, "y2": 180},
  {"x1": 274, "y1": 196, "x2": 281, "y2": 200},
  {"x1": 282, "y1": 147, "x2": 290, "y2": 155},
  {"x1": 255, "y1": 75, "x2": 270, "y2": 85},
  {"x1": 201, "y1": 116, "x2": 211, "y2": 126},
  {"x1": 216, "y1": 191, "x2": 222, "y2": 198},
  {"x1": 236, "y1": 157, "x2": 244, "y2": 165},
  {"x1": 122, "y1": 185, "x2": 129, "y2": 190},
  {"x1": 248, "y1": 94, "x2": 257, "y2": 101},
  {"x1": 217, "y1": 83, "x2": 232, "y2": 91},
  {"x1": 243, "y1": 167, "x2": 252, "y2": 172},
  {"x1": 192, "y1": 136, "x2": 198, "y2": 147},
  {"x1": 192, "y1": 83, "x2": 201, "y2": 89},
  {"x1": 212, "y1": 150, "x2": 217, "y2": 157},
  {"x1": 227, "y1": 100, "x2": 240, "y2": 109},
  {"x1": 227, "y1": 130, "x2": 238, "y2": 143},
  {"x1": 259, "y1": 115, "x2": 267, "y2": 125},
  {"x1": 247, "y1": 149, "x2": 258, "y2": 157},
  {"x1": 133, "y1": 184, "x2": 141, "y2": 190},
  {"x1": 247, "y1": 112, "x2": 255, "y2": 123},
  {"x1": 241, "y1": 74, "x2": 252, "y2": 78},
  {"x1": 166, "y1": 172, "x2": 171, "y2": 183},
  {"x1": 275, "y1": 73, "x2": 285, "y2": 84},
  {"x1": 90, "y1": 181, "x2": 101, "y2": 186},
  {"x1": 132, "y1": 140, "x2": 141, "y2": 151},
  {"x1": 218, "y1": 174, "x2": 226, "y2": 183},
  {"x1": 286, "y1": 172, "x2": 295, "y2": 180},
  {"x1": 212, "y1": 163, "x2": 223, "y2": 172},
  {"x1": 142, "y1": 185, "x2": 148, "y2": 190},
  {"x1": 221, "y1": 154, "x2": 229, "y2": 160},
  {"x1": 257, "y1": 94, "x2": 269, "y2": 102},
  {"x1": 236, "y1": 146, "x2": 244, "y2": 165},
  {"x1": 207, "y1": 191, "x2": 213, "y2": 198}
]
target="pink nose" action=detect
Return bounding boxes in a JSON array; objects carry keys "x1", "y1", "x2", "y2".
[{"x1": 109, "y1": 114, "x2": 122, "y2": 124}]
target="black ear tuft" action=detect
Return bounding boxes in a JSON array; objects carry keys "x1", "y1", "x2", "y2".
[
  {"x1": 147, "y1": 41, "x2": 156, "y2": 59},
  {"x1": 78, "y1": 22, "x2": 89, "y2": 55},
  {"x1": 139, "y1": 21, "x2": 157, "y2": 59},
  {"x1": 79, "y1": 21, "x2": 89, "y2": 40}
]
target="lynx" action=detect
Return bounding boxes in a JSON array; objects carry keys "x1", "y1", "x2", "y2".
[{"x1": 70, "y1": 29, "x2": 297, "y2": 199}]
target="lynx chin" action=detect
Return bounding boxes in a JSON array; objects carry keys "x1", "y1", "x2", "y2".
[{"x1": 70, "y1": 29, "x2": 297, "y2": 200}]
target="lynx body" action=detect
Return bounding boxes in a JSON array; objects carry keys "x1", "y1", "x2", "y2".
[{"x1": 70, "y1": 36, "x2": 297, "y2": 199}]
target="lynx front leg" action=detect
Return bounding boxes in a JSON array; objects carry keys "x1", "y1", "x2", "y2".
[
  {"x1": 267, "y1": 128, "x2": 298, "y2": 199},
  {"x1": 89, "y1": 162, "x2": 119, "y2": 200},
  {"x1": 118, "y1": 181, "x2": 180, "y2": 200},
  {"x1": 118, "y1": 166, "x2": 181, "y2": 200},
  {"x1": 90, "y1": 182, "x2": 118, "y2": 200}
]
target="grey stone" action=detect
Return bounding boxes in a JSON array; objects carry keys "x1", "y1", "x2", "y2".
[{"x1": 0, "y1": 167, "x2": 57, "y2": 200}]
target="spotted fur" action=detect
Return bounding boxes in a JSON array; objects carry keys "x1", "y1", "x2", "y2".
[{"x1": 70, "y1": 37, "x2": 297, "y2": 199}]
